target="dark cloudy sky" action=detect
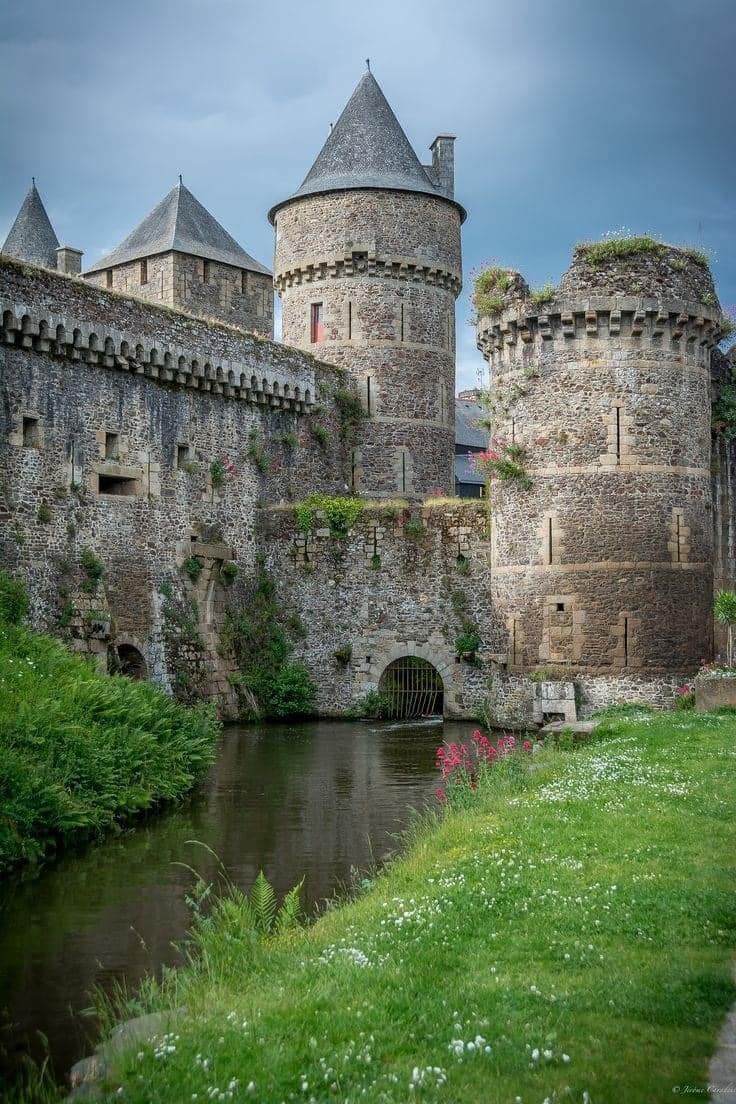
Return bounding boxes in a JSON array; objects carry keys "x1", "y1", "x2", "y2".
[{"x1": 1, "y1": 0, "x2": 734, "y2": 390}]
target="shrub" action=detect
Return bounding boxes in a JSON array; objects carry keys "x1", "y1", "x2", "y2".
[
  {"x1": 435, "y1": 729, "x2": 532, "y2": 806},
  {"x1": 455, "y1": 623, "x2": 481, "y2": 660},
  {"x1": 280, "y1": 431, "x2": 298, "y2": 450},
  {"x1": 0, "y1": 621, "x2": 219, "y2": 870},
  {"x1": 246, "y1": 430, "x2": 270, "y2": 474},
  {"x1": 334, "y1": 644, "x2": 352, "y2": 666},
  {"x1": 182, "y1": 556, "x2": 204, "y2": 584},
  {"x1": 530, "y1": 282, "x2": 556, "y2": 307},
  {"x1": 715, "y1": 590, "x2": 736, "y2": 666},
  {"x1": 370, "y1": 553, "x2": 381, "y2": 570},
  {"x1": 295, "y1": 493, "x2": 364, "y2": 538},
  {"x1": 334, "y1": 387, "x2": 368, "y2": 440},
  {"x1": 310, "y1": 423, "x2": 329, "y2": 449},
  {"x1": 220, "y1": 560, "x2": 239, "y2": 585},
  {"x1": 472, "y1": 266, "x2": 511, "y2": 318},
  {"x1": 673, "y1": 683, "x2": 695, "y2": 711},
  {"x1": 473, "y1": 439, "x2": 532, "y2": 491},
  {"x1": 227, "y1": 564, "x2": 316, "y2": 720},
  {"x1": 456, "y1": 553, "x2": 470, "y2": 575},
  {"x1": 346, "y1": 689, "x2": 393, "y2": 719},
  {"x1": 80, "y1": 549, "x2": 104, "y2": 594},
  {"x1": 403, "y1": 516, "x2": 425, "y2": 541},
  {"x1": 577, "y1": 235, "x2": 665, "y2": 266},
  {"x1": 0, "y1": 570, "x2": 29, "y2": 625},
  {"x1": 210, "y1": 459, "x2": 226, "y2": 488},
  {"x1": 37, "y1": 500, "x2": 52, "y2": 524}
]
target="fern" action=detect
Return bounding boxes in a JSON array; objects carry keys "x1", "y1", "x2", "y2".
[
  {"x1": 250, "y1": 870, "x2": 277, "y2": 935},
  {"x1": 275, "y1": 879, "x2": 304, "y2": 935}
]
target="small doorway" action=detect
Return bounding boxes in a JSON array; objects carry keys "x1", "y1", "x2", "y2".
[
  {"x1": 116, "y1": 644, "x2": 148, "y2": 680},
  {"x1": 378, "y1": 657, "x2": 444, "y2": 719}
]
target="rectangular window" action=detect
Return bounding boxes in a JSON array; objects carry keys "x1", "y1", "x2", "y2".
[
  {"x1": 177, "y1": 444, "x2": 190, "y2": 469},
  {"x1": 104, "y1": 432, "x2": 119, "y2": 460},
  {"x1": 140, "y1": 258, "x2": 148, "y2": 284},
  {"x1": 400, "y1": 303, "x2": 405, "y2": 342},
  {"x1": 97, "y1": 473, "x2": 138, "y2": 497},
  {"x1": 348, "y1": 300, "x2": 352, "y2": 340},
  {"x1": 203, "y1": 260, "x2": 210, "y2": 284},
  {"x1": 311, "y1": 302, "x2": 324, "y2": 343},
  {"x1": 106, "y1": 269, "x2": 113, "y2": 288},
  {"x1": 241, "y1": 270, "x2": 247, "y2": 294},
  {"x1": 22, "y1": 416, "x2": 39, "y2": 448}
]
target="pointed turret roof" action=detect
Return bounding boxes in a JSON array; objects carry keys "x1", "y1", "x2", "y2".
[
  {"x1": 85, "y1": 180, "x2": 270, "y2": 275},
  {"x1": 2, "y1": 180, "x2": 60, "y2": 268},
  {"x1": 268, "y1": 69, "x2": 465, "y2": 223}
]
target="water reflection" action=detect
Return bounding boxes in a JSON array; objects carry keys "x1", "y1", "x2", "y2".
[{"x1": 0, "y1": 718, "x2": 463, "y2": 1086}]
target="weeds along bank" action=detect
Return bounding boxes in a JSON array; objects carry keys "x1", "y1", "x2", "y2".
[
  {"x1": 56, "y1": 707, "x2": 736, "y2": 1104},
  {"x1": 0, "y1": 572, "x2": 219, "y2": 872}
]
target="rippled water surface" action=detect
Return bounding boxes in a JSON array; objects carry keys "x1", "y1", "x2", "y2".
[{"x1": 0, "y1": 718, "x2": 468, "y2": 1087}]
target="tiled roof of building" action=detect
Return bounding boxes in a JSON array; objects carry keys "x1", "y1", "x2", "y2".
[
  {"x1": 85, "y1": 181, "x2": 270, "y2": 275},
  {"x1": 269, "y1": 69, "x2": 465, "y2": 223},
  {"x1": 455, "y1": 398, "x2": 487, "y2": 449},
  {"x1": 2, "y1": 181, "x2": 60, "y2": 269},
  {"x1": 454, "y1": 454, "x2": 485, "y2": 486}
]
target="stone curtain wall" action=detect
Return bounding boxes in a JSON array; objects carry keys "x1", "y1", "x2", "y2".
[
  {"x1": 273, "y1": 190, "x2": 462, "y2": 497},
  {"x1": 257, "y1": 501, "x2": 505, "y2": 718},
  {"x1": 0, "y1": 257, "x2": 347, "y2": 707},
  {"x1": 712, "y1": 347, "x2": 736, "y2": 658},
  {"x1": 85, "y1": 252, "x2": 274, "y2": 337},
  {"x1": 476, "y1": 246, "x2": 722, "y2": 679}
]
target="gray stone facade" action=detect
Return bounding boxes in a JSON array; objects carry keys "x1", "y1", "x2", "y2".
[
  {"x1": 273, "y1": 189, "x2": 461, "y2": 497},
  {"x1": 476, "y1": 245, "x2": 725, "y2": 683}
]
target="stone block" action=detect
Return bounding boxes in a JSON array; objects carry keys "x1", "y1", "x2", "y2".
[{"x1": 695, "y1": 676, "x2": 736, "y2": 712}]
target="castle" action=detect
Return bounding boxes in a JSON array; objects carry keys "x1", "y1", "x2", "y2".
[{"x1": 1, "y1": 68, "x2": 733, "y2": 723}]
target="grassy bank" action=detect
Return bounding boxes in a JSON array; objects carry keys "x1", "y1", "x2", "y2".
[
  {"x1": 66, "y1": 706, "x2": 736, "y2": 1103},
  {"x1": 0, "y1": 603, "x2": 219, "y2": 872}
]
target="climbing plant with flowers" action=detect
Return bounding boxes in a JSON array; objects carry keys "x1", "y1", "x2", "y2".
[{"x1": 471, "y1": 438, "x2": 532, "y2": 491}]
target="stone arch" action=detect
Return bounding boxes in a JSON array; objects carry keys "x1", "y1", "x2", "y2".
[
  {"x1": 114, "y1": 639, "x2": 148, "y2": 680},
  {"x1": 379, "y1": 656, "x2": 443, "y2": 718},
  {"x1": 365, "y1": 640, "x2": 461, "y2": 718}
]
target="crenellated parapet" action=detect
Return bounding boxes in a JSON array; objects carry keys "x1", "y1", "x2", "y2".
[
  {"x1": 274, "y1": 248, "x2": 462, "y2": 295},
  {"x1": 477, "y1": 298, "x2": 724, "y2": 374},
  {"x1": 0, "y1": 298, "x2": 313, "y2": 411}
]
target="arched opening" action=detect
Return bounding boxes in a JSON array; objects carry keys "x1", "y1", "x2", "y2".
[
  {"x1": 116, "y1": 644, "x2": 148, "y2": 680},
  {"x1": 378, "y1": 657, "x2": 444, "y2": 719}
]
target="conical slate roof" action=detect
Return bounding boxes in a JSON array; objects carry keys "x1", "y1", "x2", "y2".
[
  {"x1": 268, "y1": 69, "x2": 464, "y2": 222},
  {"x1": 85, "y1": 181, "x2": 270, "y2": 275},
  {"x1": 2, "y1": 181, "x2": 60, "y2": 268}
]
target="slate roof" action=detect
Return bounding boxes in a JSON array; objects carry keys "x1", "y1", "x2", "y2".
[
  {"x1": 85, "y1": 181, "x2": 270, "y2": 275},
  {"x1": 2, "y1": 181, "x2": 60, "y2": 269},
  {"x1": 269, "y1": 69, "x2": 465, "y2": 223},
  {"x1": 455, "y1": 398, "x2": 487, "y2": 449},
  {"x1": 455, "y1": 454, "x2": 485, "y2": 487}
]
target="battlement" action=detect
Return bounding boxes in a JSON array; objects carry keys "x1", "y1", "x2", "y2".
[
  {"x1": 0, "y1": 256, "x2": 325, "y2": 411},
  {"x1": 477, "y1": 298, "x2": 724, "y2": 371},
  {"x1": 274, "y1": 247, "x2": 462, "y2": 295}
]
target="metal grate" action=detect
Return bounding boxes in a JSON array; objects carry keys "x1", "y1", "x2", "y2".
[{"x1": 379, "y1": 657, "x2": 444, "y2": 719}]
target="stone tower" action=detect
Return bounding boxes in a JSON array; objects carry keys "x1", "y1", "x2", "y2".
[
  {"x1": 269, "y1": 69, "x2": 465, "y2": 497},
  {"x1": 84, "y1": 180, "x2": 273, "y2": 336},
  {"x1": 476, "y1": 243, "x2": 725, "y2": 683}
]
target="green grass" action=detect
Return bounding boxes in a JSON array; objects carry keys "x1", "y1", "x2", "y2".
[
  {"x1": 73, "y1": 706, "x2": 736, "y2": 1103},
  {"x1": 0, "y1": 621, "x2": 219, "y2": 871}
]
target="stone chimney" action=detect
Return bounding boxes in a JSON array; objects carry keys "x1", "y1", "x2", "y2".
[
  {"x1": 429, "y1": 135, "x2": 456, "y2": 199},
  {"x1": 56, "y1": 245, "x2": 83, "y2": 275}
]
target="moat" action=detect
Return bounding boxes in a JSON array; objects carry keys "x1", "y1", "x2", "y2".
[{"x1": 0, "y1": 718, "x2": 459, "y2": 1088}]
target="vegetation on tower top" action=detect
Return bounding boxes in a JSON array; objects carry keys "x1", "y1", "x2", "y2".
[{"x1": 576, "y1": 234, "x2": 710, "y2": 268}]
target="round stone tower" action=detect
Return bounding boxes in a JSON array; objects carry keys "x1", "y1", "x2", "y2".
[
  {"x1": 476, "y1": 242, "x2": 725, "y2": 683},
  {"x1": 269, "y1": 68, "x2": 465, "y2": 497}
]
